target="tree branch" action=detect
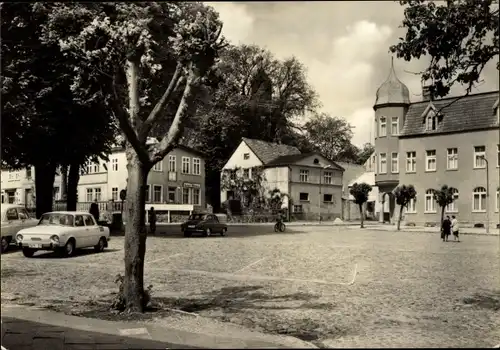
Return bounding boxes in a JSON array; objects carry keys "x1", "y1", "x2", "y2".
[
  {"x1": 139, "y1": 62, "x2": 184, "y2": 142},
  {"x1": 111, "y1": 76, "x2": 150, "y2": 165},
  {"x1": 150, "y1": 70, "x2": 197, "y2": 163}
]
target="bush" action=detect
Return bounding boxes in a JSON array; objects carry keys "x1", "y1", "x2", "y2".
[{"x1": 112, "y1": 274, "x2": 153, "y2": 311}]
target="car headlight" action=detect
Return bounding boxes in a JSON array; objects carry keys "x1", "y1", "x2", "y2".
[
  {"x1": 16, "y1": 234, "x2": 23, "y2": 242},
  {"x1": 50, "y1": 235, "x2": 59, "y2": 243}
]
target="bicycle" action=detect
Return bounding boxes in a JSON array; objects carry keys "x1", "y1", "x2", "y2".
[{"x1": 274, "y1": 220, "x2": 286, "y2": 232}]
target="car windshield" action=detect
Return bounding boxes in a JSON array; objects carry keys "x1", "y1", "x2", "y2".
[
  {"x1": 38, "y1": 213, "x2": 74, "y2": 226},
  {"x1": 188, "y1": 214, "x2": 207, "y2": 220}
]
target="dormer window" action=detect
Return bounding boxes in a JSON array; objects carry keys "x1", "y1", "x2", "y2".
[{"x1": 426, "y1": 114, "x2": 438, "y2": 131}]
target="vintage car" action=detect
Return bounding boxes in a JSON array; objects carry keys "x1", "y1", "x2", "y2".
[
  {"x1": 1, "y1": 204, "x2": 39, "y2": 253},
  {"x1": 180, "y1": 213, "x2": 228, "y2": 237},
  {"x1": 16, "y1": 211, "x2": 110, "y2": 258}
]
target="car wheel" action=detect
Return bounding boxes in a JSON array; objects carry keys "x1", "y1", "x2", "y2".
[
  {"x1": 220, "y1": 228, "x2": 227, "y2": 237},
  {"x1": 204, "y1": 228, "x2": 212, "y2": 237},
  {"x1": 94, "y1": 237, "x2": 106, "y2": 253},
  {"x1": 1, "y1": 237, "x2": 9, "y2": 254},
  {"x1": 64, "y1": 239, "x2": 75, "y2": 257},
  {"x1": 22, "y1": 248, "x2": 35, "y2": 258}
]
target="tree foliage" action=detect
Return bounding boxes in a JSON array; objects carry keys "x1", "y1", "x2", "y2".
[
  {"x1": 433, "y1": 185, "x2": 458, "y2": 229},
  {"x1": 391, "y1": 0, "x2": 499, "y2": 99},
  {"x1": 349, "y1": 182, "x2": 372, "y2": 228},
  {"x1": 393, "y1": 184, "x2": 417, "y2": 230},
  {"x1": 220, "y1": 166, "x2": 266, "y2": 211}
]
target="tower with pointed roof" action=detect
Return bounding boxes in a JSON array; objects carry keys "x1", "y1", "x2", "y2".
[{"x1": 373, "y1": 57, "x2": 411, "y2": 223}]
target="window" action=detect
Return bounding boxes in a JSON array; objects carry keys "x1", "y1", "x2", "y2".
[
  {"x1": 425, "y1": 150, "x2": 436, "y2": 171},
  {"x1": 323, "y1": 171, "x2": 332, "y2": 184},
  {"x1": 75, "y1": 215, "x2": 84, "y2": 227},
  {"x1": 379, "y1": 117, "x2": 387, "y2": 137},
  {"x1": 111, "y1": 187, "x2": 118, "y2": 201},
  {"x1": 193, "y1": 188, "x2": 201, "y2": 205},
  {"x1": 145, "y1": 185, "x2": 151, "y2": 202},
  {"x1": 447, "y1": 148, "x2": 458, "y2": 170},
  {"x1": 474, "y1": 146, "x2": 486, "y2": 168},
  {"x1": 86, "y1": 188, "x2": 93, "y2": 202},
  {"x1": 94, "y1": 188, "x2": 101, "y2": 201},
  {"x1": 153, "y1": 185, "x2": 162, "y2": 203},
  {"x1": 406, "y1": 151, "x2": 416, "y2": 172},
  {"x1": 53, "y1": 187, "x2": 60, "y2": 200},
  {"x1": 169, "y1": 155, "x2": 176, "y2": 172},
  {"x1": 299, "y1": 169, "x2": 309, "y2": 182},
  {"x1": 153, "y1": 161, "x2": 163, "y2": 172},
  {"x1": 84, "y1": 215, "x2": 94, "y2": 226},
  {"x1": 26, "y1": 167, "x2": 32, "y2": 179},
  {"x1": 243, "y1": 168, "x2": 250, "y2": 178},
  {"x1": 111, "y1": 158, "x2": 118, "y2": 171},
  {"x1": 193, "y1": 158, "x2": 201, "y2": 175},
  {"x1": 323, "y1": 194, "x2": 333, "y2": 203},
  {"x1": 293, "y1": 205, "x2": 303, "y2": 213},
  {"x1": 18, "y1": 208, "x2": 29, "y2": 220},
  {"x1": 445, "y1": 188, "x2": 459, "y2": 212},
  {"x1": 391, "y1": 117, "x2": 398, "y2": 135},
  {"x1": 182, "y1": 157, "x2": 190, "y2": 174},
  {"x1": 472, "y1": 187, "x2": 487, "y2": 212},
  {"x1": 168, "y1": 187, "x2": 176, "y2": 203},
  {"x1": 406, "y1": 198, "x2": 416, "y2": 213},
  {"x1": 425, "y1": 189, "x2": 436, "y2": 213},
  {"x1": 6, "y1": 208, "x2": 18, "y2": 221},
  {"x1": 229, "y1": 169, "x2": 237, "y2": 180},
  {"x1": 299, "y1": 192, "x2": 309, "y2": 201},
  {"x1": 86, "y1": 160, "x2": 100, "y2": 174},
  {"x1": 426, "y1": 113, "x2": 438, "y2": 131},
  {"x1": 391, "y1": 152, "x2": 399, "y2": 173},
  {"x1": 243, "y1": 153, "x2": 250, "y2": 160},
  {"x1": 379, "y1": 153, "x2": 387, "y2": 174},
  {"x1": 183, "y1": 188, "x2": 190, "y2": 204}
]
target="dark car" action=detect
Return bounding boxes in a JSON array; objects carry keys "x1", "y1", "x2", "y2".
[{"x1": 181, "y1": 213, "x2": 227, "y2": 237}]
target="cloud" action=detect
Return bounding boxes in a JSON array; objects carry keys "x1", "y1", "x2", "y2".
[{"x1": 205, "y1": 2, "x2": 254, "y2": 44}]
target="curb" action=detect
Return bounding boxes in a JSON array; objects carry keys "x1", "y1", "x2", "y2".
[{"x1": 1, "y1": 305, "x2": 314, "y2": 349}]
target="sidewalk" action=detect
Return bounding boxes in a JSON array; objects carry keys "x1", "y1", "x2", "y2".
[
  {"x1": 1, "y1": 305, "x2": 294, "y2": 349},
  {"x1": 345, "y1": 224, "x2": 499, "y2": 236}
]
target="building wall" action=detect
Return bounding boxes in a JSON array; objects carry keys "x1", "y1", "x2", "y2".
[
  {"x1": 222, "y1": 141, "x2": 264, "y2": 170},
  {"x1": 399, "y1": 128, "x2": 499, "y2": 226}
]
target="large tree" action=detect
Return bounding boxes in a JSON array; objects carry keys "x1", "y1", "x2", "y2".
[
  {"x1": 393, "y1": 184, "x2": 417, "y2": 231},
  {"x1": 1, "y1": 3, "x2": 116, "y2": 217},
  {"x1": 42, "y1": 2, "x2": 226, "y2": 312},
  {"x1": 391, "y1": 0, "x2": 499, "y2": 100}
]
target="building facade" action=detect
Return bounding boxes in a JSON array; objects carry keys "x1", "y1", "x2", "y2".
[
  {"x1": 221, "y1": 138, "x2": 345, "y2": 220},
  {"x1": 1, "y1": 143, "x2": 206, "y2": 212},
  {"x1": 373, "y1": 60, "x2": 499, "y2": 227}
]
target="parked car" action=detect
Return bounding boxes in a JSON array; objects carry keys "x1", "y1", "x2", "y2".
[
  {"x1": 16, "y1": 211, "x2": 110, "y2": 258},
  {"x1": 1, "y1": 204, "x2": 39, "y2": 253},
  {"x1": 181, "y1": 213, "x2": 227, "y2": 237}
]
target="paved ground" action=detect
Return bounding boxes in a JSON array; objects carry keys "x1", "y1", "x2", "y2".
[{"x1": 2, "y1": 225, "x2": 499, "y2": 348}]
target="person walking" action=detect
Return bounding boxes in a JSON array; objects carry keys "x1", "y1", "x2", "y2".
[
  {"x1": 89, "y1": 199, "x2": 100, "y2": 223},
  {"x1": 441, "y1": 215, "x2": 451, "y2": 242},
  {"x1": 148, "y1": 207, "x2": 157, "y2": 234},
  {"x1": 451, "y1": 215, "x2": 460, "y2": 242}
]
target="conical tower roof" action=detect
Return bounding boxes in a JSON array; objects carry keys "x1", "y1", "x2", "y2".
[{"x1": 374, "y1": 57, "x2": 410, "y2": 108}]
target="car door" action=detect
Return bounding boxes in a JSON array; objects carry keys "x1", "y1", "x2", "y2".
[
  {"x1": 17, "y1": 208, "x2": 36, "y2": 230},
  {"x1": 3, "y1": 208, "x2": 20, "y2": 239},
  {"x1": 83, "y1": 214, "x2": 99, "y2": 246},
  {"x1": 211, "y1": 215, "x2": 222, "y2": 232},
  {"x1": 74, "y1": 215, "x2": 87, "y2": 247},
  {"x1": 207, "y1": 215, "x2": 218, "y2": 232}
]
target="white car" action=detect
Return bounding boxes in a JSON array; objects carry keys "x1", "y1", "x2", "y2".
[
  {"x1": 16, "y1": 211, "x2": 110, "y2": 258},
  {"x1": 1, "y1": 204, "x2": 39, "y2": 253}
]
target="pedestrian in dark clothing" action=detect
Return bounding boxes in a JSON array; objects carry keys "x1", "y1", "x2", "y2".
[
  {"x1": 148, "y1": 207, "x2": 157, "y2": 234},
  {"x1": 89, "y1": 199, "x2": 100, "y2": 223},
  {"x1": 441, "y1": 215, "x2": 451, "y2": 242}
]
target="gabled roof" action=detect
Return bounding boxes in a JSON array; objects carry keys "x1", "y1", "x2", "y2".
[
  {"x1": 400, "y1": 90, "x2": 499, "y2": 137},
  {"x1": 266, "y1": 152, "x2": 345, "y2": 171},
  {"x1": 241, "y1": 137, "x2": 300, "y2": 165}
]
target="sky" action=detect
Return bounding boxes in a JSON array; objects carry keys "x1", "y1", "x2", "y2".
[{"x1": 205, "y1": 1, "x2": 499, "y2": 147}]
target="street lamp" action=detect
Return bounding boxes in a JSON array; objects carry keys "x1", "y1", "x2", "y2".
[
  {"x1": 479, "y1": 155, "x2": 490, "y2": 234},
  {"x1": 318, "y1": 164, "x2": 332, "y2": 223}
]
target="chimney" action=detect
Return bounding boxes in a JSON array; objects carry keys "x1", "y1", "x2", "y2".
[{"x1": 422, "y1": 85, "x2": 432, "y2": 101}]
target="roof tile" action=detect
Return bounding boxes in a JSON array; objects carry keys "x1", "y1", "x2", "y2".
[{"x1": 242, "y1": 137, "x2": 301, "y2": 165}]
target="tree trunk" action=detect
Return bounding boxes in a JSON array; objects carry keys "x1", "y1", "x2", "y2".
[
  {"x1": 60, "y1": 165, "x2": 68, "y2": 201},
  {"x1": 440, "y1": 206, "x2": 445, "y2": 230},
  {"x1": 397, "y1": 205, "x2": 404, "y2": 231},
  {"x1": 359, "y1": 203, "x2": 364, "y2": 228},
  {"x1": 123, "y1": 146, "x2": 150, "y2": 313},
  {"x1": 67, "y1": 162, "x2": 80, "y2": 211},
  {"x1": 34, "y1": 163, "x2": 56, "y2": 219}
]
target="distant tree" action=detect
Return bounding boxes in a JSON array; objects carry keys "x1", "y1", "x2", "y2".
[
  {"x1": 393, "y1": 184, "x2": 417, "y2": 231},
  {"x1": 356, "y1": 143, "x2": 375, "y2": 165},
  {"x1": 303, "y1": 113, "x2": 357, "y2": 162},
  {"x1": 391, "y1": 0, "x2": 499, "y2": 101},
  {"x1": 349, "y1": 182, "x2": 372, "y2": 228},
  {"x1": 433, "y1": 185, "x2": 458, "y2": 230}
]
